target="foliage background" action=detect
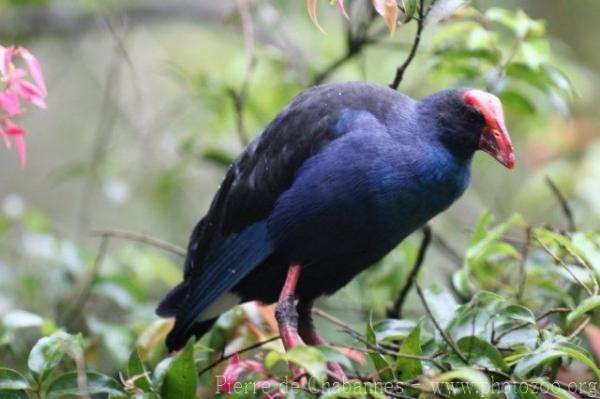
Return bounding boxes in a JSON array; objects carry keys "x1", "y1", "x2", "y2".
[{"x1": 1, "y1": 0, "x2": 600, "y2": 397}]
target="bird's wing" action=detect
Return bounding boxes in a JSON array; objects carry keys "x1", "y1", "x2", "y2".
[{"x1": 160, "y1": 83, "x2": 405, "y2": 347}]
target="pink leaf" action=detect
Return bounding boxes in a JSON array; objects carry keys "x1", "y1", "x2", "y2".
[
  {"x1": 0, "y1": 92, "x2": 23, "y2": 116},
  {"x1": 0, "y1": 45, "x2": 6, "y2": 76},
  {"x1": 336, "y1": 0, "x2": 350, "y2": 20},
  {"x1": 221, "y1": 354, "x2": 244, "y2": 394},
  {"x1": 10, "y1": 80, "x2": 47, "y2": 109},
  {"x1": 242, "y1": 359, "x2": 266, "y2": 374},
  {"x1": 6, "y1": 119, "x2": 25, "y2": 136},
  {"x1": 17, "y1": 47, "x2": 47, "y2": 97},
  {"x1": 0, "y1": 126, "x2": 10, "y2": 149},
  {"x1": 12, "y1": 133, "x2": 27, "y2": 167},
  {"x1": 383, "y1": 0, "x2": 399, "y2": 35},
  {"x1": 372, "y1": 0, "x2": 385, "y2": 16},
  {"x1": 1, "y1": 45, "x2": 14, "y2": 76},
  {"x1": 306, "y1": 0, "x2": 326, "y2": 33}
]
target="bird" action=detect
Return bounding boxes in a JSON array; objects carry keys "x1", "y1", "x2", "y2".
[{"x1": 156, "y1": 82, "x2": 514, "y2": 371}]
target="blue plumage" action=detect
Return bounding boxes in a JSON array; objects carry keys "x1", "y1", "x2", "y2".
[{"x1": 158, "y1": 82, "x2": 513, "y2": 350}]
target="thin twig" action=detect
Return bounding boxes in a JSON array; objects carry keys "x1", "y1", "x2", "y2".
[
  {"x1": 432, "y1": 232, "x2": 463, "y2": 266},
  {"x1": 388, "y1": 225, "x2": 432, "y2": 318},
  {"x1": 228, "y1": 0, "x2": 257, "y2": 146},
  {"x1": 537, "y1": 238, "x2": 593, "y2": 296},
  {"x1": 546, "y1": 177, "x2": 576, "y2": 231},
  {"x1": 197, "y1": 336, "x2": 280, "y2": 377},
  {"x1": 389, "y1": 0, "x2": 429, "y2": 90},
  {"x1": 568, "y1": 316, "x2": 591, "y2": 339},
  {"x1": 493, "y1": 307, "x2": 571, "y2": 345},
  {"x1": 311, "y1": 8, "x2": 380, "y2": 86},
  {"x1": 562, "y1": 245, "x2": 599, "y2": 295},
  {"x1": 414, "y1": 281, "x2": 468, "y2": 363},
  {"x1": 76, "y1": 16, "x2": 126, "y2": 236},
  {"x1": 59, "y1": 236, "x2": 110, "y2": 327},
  {"x1": 73, "y1": 348, "x2": 90, "y2": 399},
  {"x1": 516, "y1": 227, "x2": 532, "y2": 301},
  {"x1": 91, "y1": 228, "x2": 186, "y2": 257},
  {"x1": 313, "y1": 307, "x2": 362, "y2": 337}
]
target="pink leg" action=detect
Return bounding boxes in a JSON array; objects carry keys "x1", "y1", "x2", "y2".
[
  {"x1": 275, "y1": 264, "x2": 308, "y2": 385},
  {"x1": 298, "y1": 301, "x2": 347, "y2": 382},
  {"x1": 275, "y1": 264, "x2": 303, "y2": 351}
]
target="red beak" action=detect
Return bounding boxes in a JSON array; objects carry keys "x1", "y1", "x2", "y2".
[{"x1": 464, "y1": 90, "x2": 515, "y2": 169}]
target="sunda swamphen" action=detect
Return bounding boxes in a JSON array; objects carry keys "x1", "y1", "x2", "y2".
[{"x1": 157, "y1": 82, "x2": 514, "y2": 376}]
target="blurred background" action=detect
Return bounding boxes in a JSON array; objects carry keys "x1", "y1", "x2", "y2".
[{"x1": 1, "y1": 0, "x2": 599, "y2": 380}]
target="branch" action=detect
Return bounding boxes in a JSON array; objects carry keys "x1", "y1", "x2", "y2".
[
  {"x1": 76, "y1": 20, "x2": 125, "y2": 235},
  {"x1": 432, "y1": 231, "x2": 463, "y2": 266},
  {"x1": 545, "y1": 177, "x2": 576, "y2": 231},
  {"x1": 197, "y1": 336, "x2": 280, "y2": 377},
  {"x1": 311, "y1": 9, "x2": 380, "y2": 86},
  {"x1": 516, "y1": 227, "x2": 532, "y2": 301},
  {"x1": 228, "y1": 0, "x2": 258, "y2": 147},
  {"x1": 537, "y1": 237, "x2": 593, "y2": 296},
  {"x1": 91, "y1": 228, "x2": 186, "y2": 258},
  {"x1": 387, "y1": 225, "x2": 432, "y2": 318},
  {"x1": 389, "y1": 0, "x2": 429, "y2": 90},
  {"x1": 59, "y1": 235, "x2": 110, "y2": 327},
  {"x1": 313, "y1": 307, "x2": 362, "y2": 337},
  {"x1": 493, "y1": 308, "x2": 571, "y2": 345},
  {"x1": 414, "y1": 281, "x2": 468, "y2": 363}
]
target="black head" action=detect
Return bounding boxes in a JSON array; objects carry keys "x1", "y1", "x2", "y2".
[{"x1": 418, "y1": 88, "x2": 515, "y2": 169}]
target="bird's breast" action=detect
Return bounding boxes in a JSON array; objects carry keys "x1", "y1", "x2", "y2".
[{"x1": 369, "y1": 144, "x2": 472, "y2": 239}]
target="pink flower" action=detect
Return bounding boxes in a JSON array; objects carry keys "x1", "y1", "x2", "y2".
[{"x1": 0, "y1": 44, "x2": 47, "y2": 166}]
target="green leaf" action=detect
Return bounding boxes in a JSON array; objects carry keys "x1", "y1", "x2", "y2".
[
  {"x1": 467, "y1": 214, "x2": 524, "y2": 260},
  {"x1": 0, "y1": 368, "x2": 30, "y2": 390},
  {"x1": 457, "y1": 336, "x2": 508, "y2": 371},
  {"x1": 373, "y1": 319, "x2": 416, "y2": 342},
  {"x1": 28, "y1": 331, "x2": 81, "y2": 382},
  {"x1": 401, "y1": 0, "x2": 418, "y2": 20},
  {"x1": 566, "y1": 296, "x2": 600, "y2": 326},
  {"x1": 470, "y1": 212, "x2": 494, "y2": 245},
  {"x1": 520, "y1": 39, "x2": 550, "y2": 68},
  {"x1": 152, "y1": 357, "x2": 173, "y2": 389},
  {"x1": 264, "y1": 350, "x2": 286, "y2": 371},
  {"x1": 2, "y1": 310, "x2": 44, "y2": 330},
  {"x1": 286, "y1": 345, "x2": 327, "y2": 384},
  {"x1": 321, "y1": 380, "x2": 386, "y2": 398},
  {"x1": 46, "y1": 372, "x2": 124, "y2": 399},
  {"x1": 542, "y1": 65, "x2": 575, "y2": 96},
  {"x1": 438, "y1": 368, "x2": 491, "y2": 395},
  {"x1": 555, "y1": 343, "x2": 600, "y2": 381},
  {"x1": 316, "y1": 346, "x2": 352, "y2": 370},
  {"x1": 396, "y1": 323, "x2": 422, "y2": 380},
  {"x1": 159, "y1": 339, "x2": 197, "y2": 399},
  {"x1": 514, "y1": 350, "x2": 562, "y2": 377},
  {"x1": 365, "y1": 319, "x2": 395, "y2": 382},
  {"x1": 527, "y1": 378, "x2": 577, "y2": 399},
  {"x1": 498, "y1": 305, "x2": 536, "y2": 324},
  {"x1": 499, "y1": 90, "x2": 536, "y2": 115},
  {"x1": 128, "y1": 349, "x2": 151, "y2": 391},
  {"x1": 452, "y1": 268, "x2": 474, "y2": 298},
  {"x1": 0, "y1": 391, "x2": 29, "y2": 399},
  {"x1": 486, "y1": 8, "x2": 544, "y2": 39}
]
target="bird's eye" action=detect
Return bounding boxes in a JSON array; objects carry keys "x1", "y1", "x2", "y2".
[{"x1": 466, "y1": 108, "x2": 482, "y2": 124}]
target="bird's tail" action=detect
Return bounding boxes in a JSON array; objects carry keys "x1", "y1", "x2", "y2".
[
  {"x1": 166, "y1": 318, "x2": 217, "y2": 352},
  {"x1": 156, "y1": 281, "x2": 188, "y2": 317},
  {"x1": 157, "y1": 221, "x2": 274, "y2": 352}
]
